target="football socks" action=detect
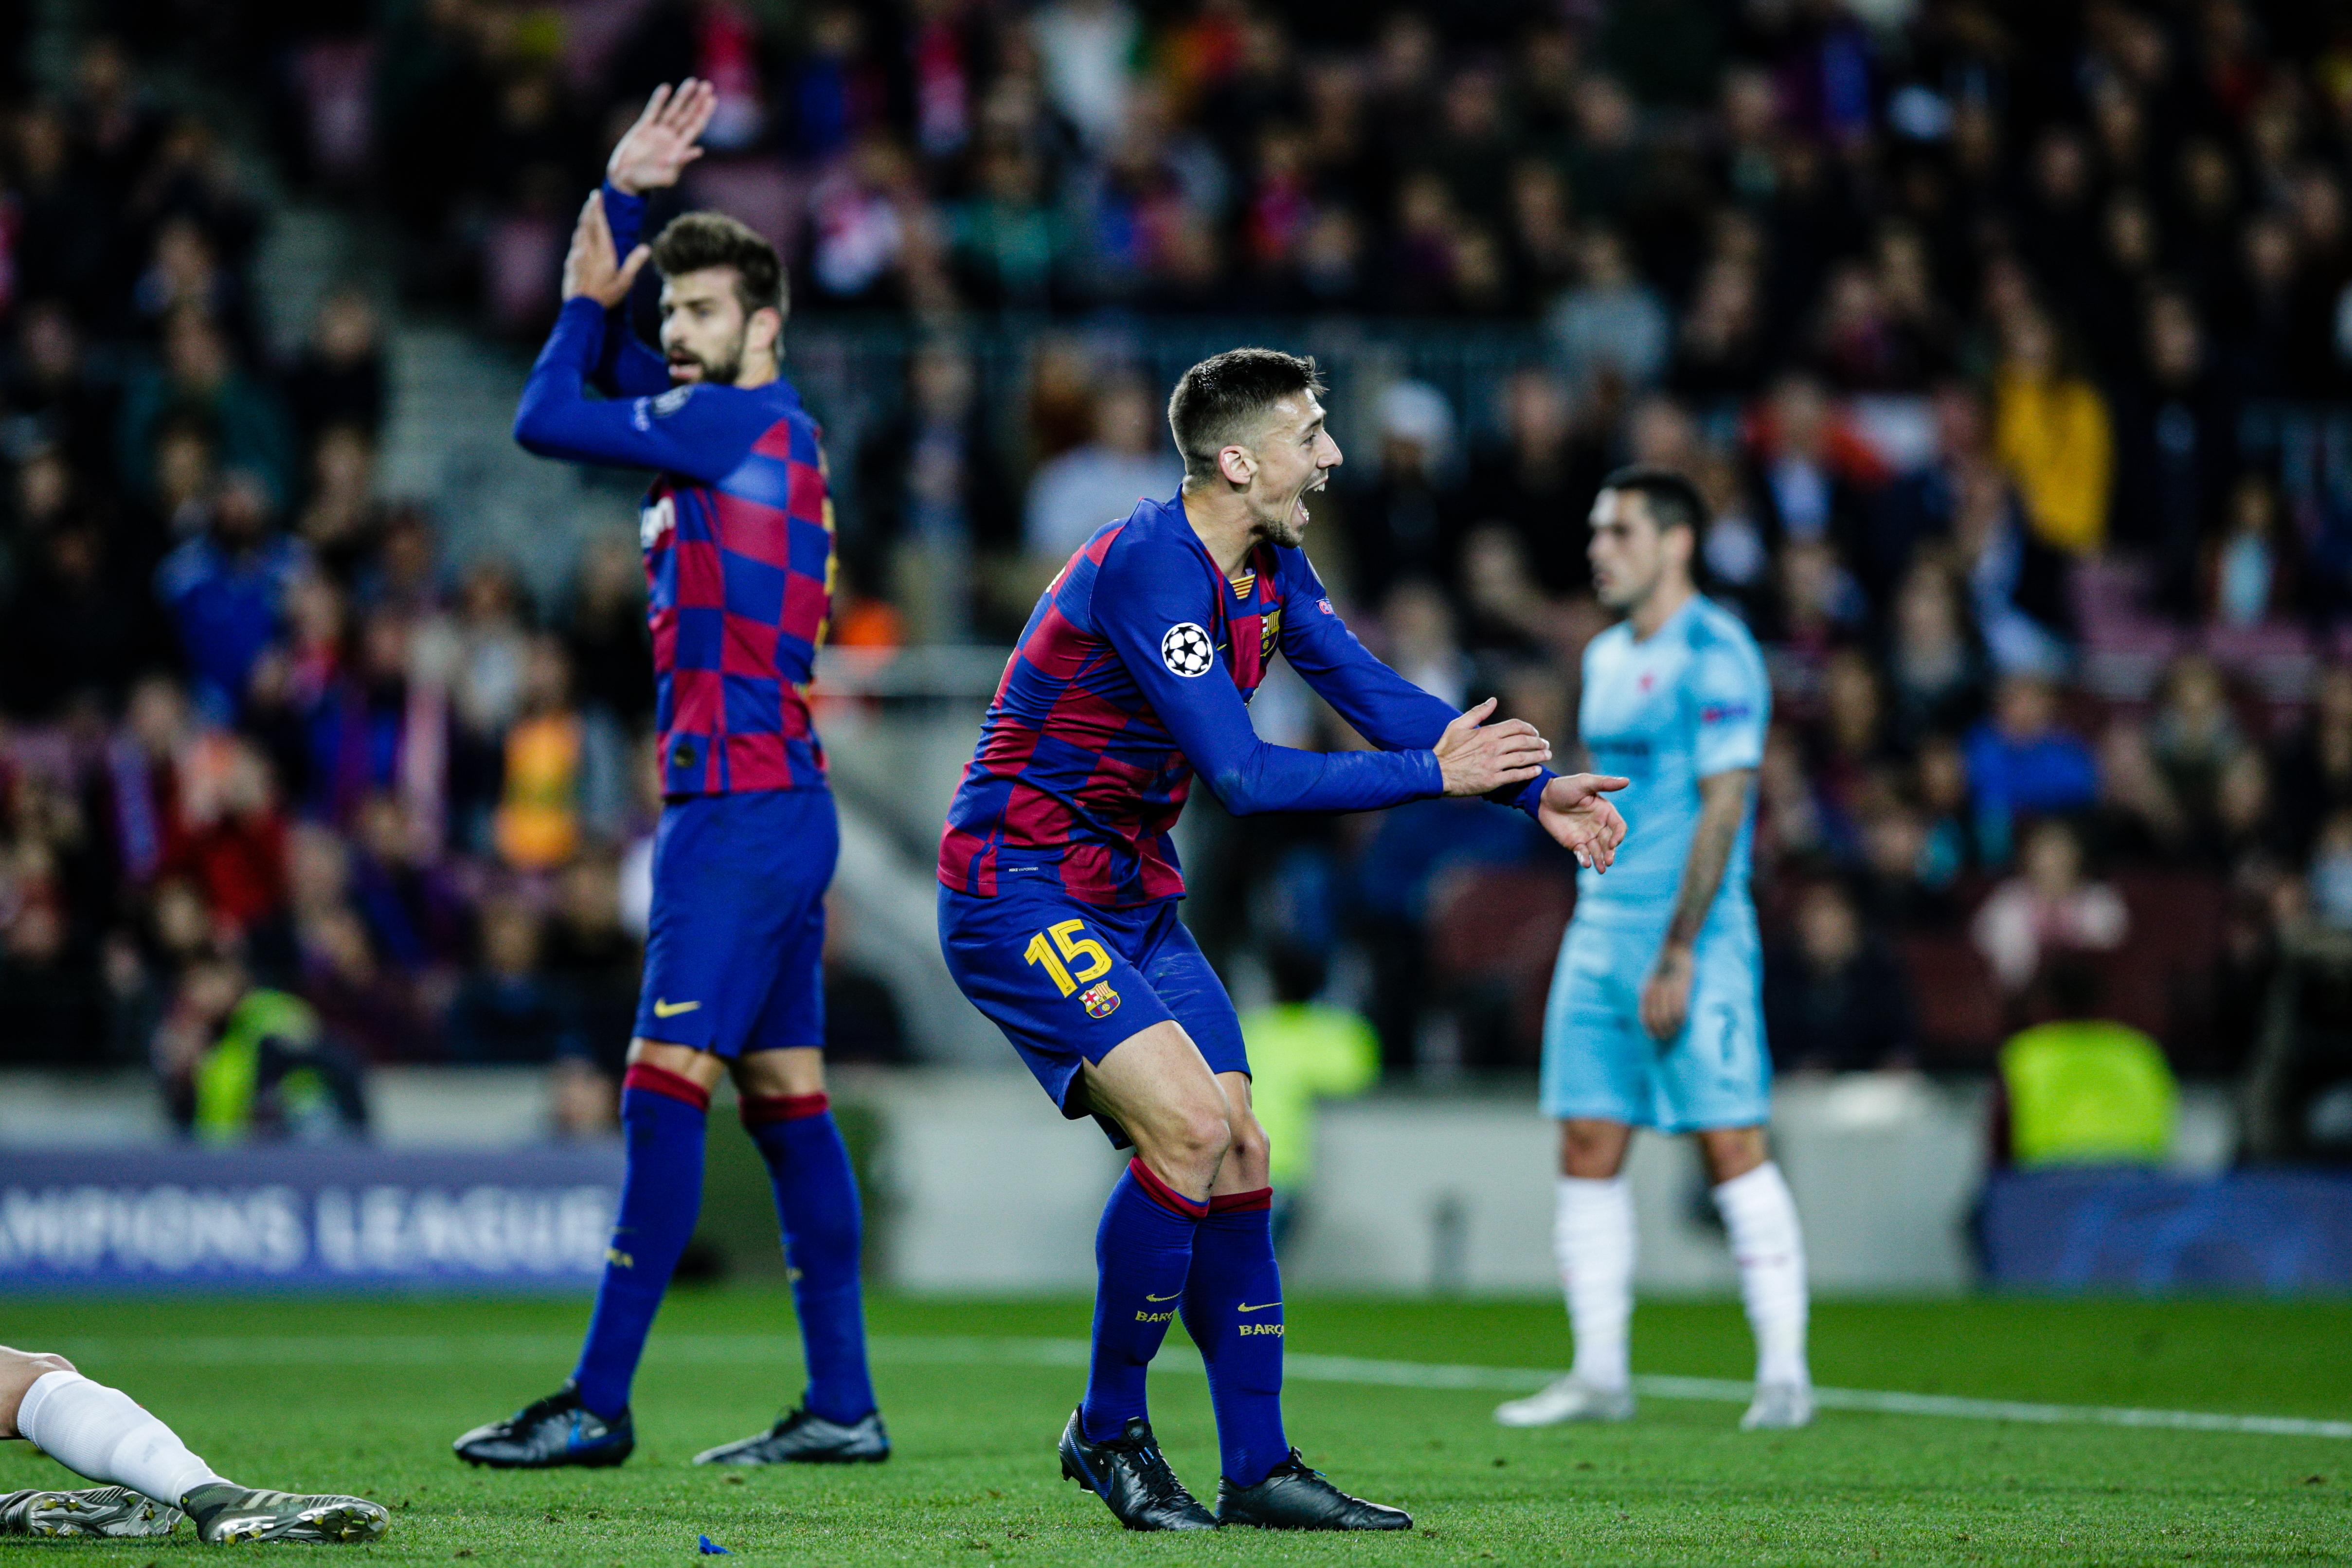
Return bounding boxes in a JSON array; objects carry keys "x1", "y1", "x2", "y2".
[
  {"x1": 572, "y1": 1063, "x2": 710, "y2": 1419},
  {"x1": 15, "y1": 1370, "x2": 223, "y2": 1508},
  {"x1": 1554, "y1": 1175, "x2": 1636, "y2": 1392},
  {"x1": 1182, "y1": 1189, "x2": 1289, "y2": 1488},
  {"x1": 1080, "y1": 1157, "x2": 1204, "y2": 1443},
  {"x1": 741, "y1": 1092, "x2": 878, "y2": 1425},
  {"x1": 1712, "y1": 1161, "x2": 1811, "y2": 1389}
]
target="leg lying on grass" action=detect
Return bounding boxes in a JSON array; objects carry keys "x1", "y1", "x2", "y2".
[{"x1": 0, "y1": 1345, "x2": 387, "y2": 1544}]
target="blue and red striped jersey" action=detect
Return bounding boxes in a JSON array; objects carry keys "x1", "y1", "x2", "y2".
[
  {"x1": 938, "y1": 493, "x2": 1549, "y2": 909},
  {"x1": 515, "y1": 292, "x2": 833, "y2": 799}
]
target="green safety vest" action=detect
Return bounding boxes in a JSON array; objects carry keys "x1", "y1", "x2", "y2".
[
  {"x1": 193, "y1": 989, "x2": 325, "y2": 1144},
  {"x1": 1237, "y1": 1002, "x2": 1380, "y2": 1189},
  {"x1": 1999, "y1": 1020, "x2": 2176, "y2": 1168}
]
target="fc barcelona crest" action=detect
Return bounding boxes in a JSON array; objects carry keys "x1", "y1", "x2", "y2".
[{"x1": 1080, "y1": 980, "x2": 1121, "y2": 1019}]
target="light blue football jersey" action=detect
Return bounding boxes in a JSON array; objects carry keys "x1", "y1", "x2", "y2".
[{"x1": 1573, "y1": 594, "x2": 1768, "y2": 930}]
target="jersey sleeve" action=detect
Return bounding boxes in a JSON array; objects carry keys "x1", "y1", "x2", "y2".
[
  {"x1": 513, "y1": 297, "x2": 771, "y2": 481},
  {"x1": 1275, "y1": 550, "x2": 1553, "y2": 816},
  {"x1": 1688, "y1": 629, "x2": 1769, "y2": 778},
  {"x1": 590, "y1": 185, "x2": 675, "y2": 399},
  {"x1": 1090, "y1": 534, "x2": 1444, "y2": 816}
]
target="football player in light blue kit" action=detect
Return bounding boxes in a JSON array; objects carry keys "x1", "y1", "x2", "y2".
[{"x1": 1496, "y1": 466, "x2": 1813, "y2": 1433}]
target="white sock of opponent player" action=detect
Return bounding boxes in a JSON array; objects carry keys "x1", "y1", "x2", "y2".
[
  {"x1": 1554, "y1": 1176, "x2": 1635, "y2": 1390},
  {"x1": 16, "y1": 1370, "x2": 225, "y2": 1505},
  {"x1": 1711, "y1": 1162, "x2": 1810, "y2": 1388}
]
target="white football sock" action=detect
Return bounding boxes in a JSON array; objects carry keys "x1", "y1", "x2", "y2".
[
  {"x1": 1712, "y1": 1161, "x2": 1810, "y2": 1388},
  {"x1": 1554, "y1": 1175, "x2": 1635, "y2": 1391},
  {"x1": 16, "y1": 1370, "x2": 226, "y2": 1507}
]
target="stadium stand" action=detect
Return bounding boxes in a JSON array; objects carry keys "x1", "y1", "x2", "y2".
[{"x1": 0, "y1": 0, "x2": 2347, "y2": 1153}]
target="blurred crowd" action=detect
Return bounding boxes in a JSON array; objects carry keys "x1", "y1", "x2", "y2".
[
  {"x1": 0, "y1": 21, "x2": 907, "y2": 1137},
  {"x1": 5, "y1": 0, "x2": 2352, "y2": 1141}
]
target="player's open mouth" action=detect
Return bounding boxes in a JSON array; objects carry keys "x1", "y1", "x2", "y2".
[{"x1": 1296, "y1": 474, "x2": 1328, "y2": 522}]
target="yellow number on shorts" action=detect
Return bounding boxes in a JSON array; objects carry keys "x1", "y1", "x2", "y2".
[
  {"x1": 1047, "y1": 919, "x2": 1112, "y2": 984},
  {"x1": 1023, "y1": 919, "x2": 1112, "y2": 997},
  {"x1": 1023, "y1": 931, "x2": 1076, "y2": 995}
]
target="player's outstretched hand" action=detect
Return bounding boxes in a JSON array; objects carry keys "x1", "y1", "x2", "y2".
[
  {"x1": 607, "y1": 79, "x2": 717, "y2": 195},
  {"x1": 1435, "y1": 698, "x2": 1553, "y2": 798},
  {"x1": 1536, "y1": 772, "x2": 1630, "y2": 871},
  {"x1": 562, "y1": 191, "x2": 651, "y2": 308}
]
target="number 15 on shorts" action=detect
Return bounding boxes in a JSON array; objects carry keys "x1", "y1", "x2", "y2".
[{"x1": 1024, "y1": 919, "x2": 1111, "y2": 996}]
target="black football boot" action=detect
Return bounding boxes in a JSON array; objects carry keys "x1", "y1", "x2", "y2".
[
  {"x1": 452, "y1": 1383, "x2": 634, "y2": 1469},
  {"x1": 692, "y1": 1406, "x2": 891, "y2": 1464},
  {"x1": 1215, "y1": 1451, "x2": 1412, "y2": 1530},
  {"x1": 1057, "y1": 1410, "x2": 1217, "y2": 1531}
]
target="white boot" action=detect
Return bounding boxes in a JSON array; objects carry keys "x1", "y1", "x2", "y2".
[{"x1": 1495, "y1": 1374, "x2": 1636, "y2": 1427}]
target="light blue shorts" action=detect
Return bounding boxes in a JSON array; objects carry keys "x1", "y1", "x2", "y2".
[{"x1": 1539, "y1": 912, "x2": 1771, "y2": 1132}]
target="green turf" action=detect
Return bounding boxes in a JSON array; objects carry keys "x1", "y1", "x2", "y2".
[{"x1": 2, "y1": 1292, "x2": 2347, "y2": 1563}]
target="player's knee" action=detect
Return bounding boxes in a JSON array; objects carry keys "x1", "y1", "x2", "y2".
[
  {"x1": 1224, "y1": 1124, "x2": 1270, "y2": 1184},
  {"x1": 1171, "y1": 1105, "x2": 1234, "y2": 1168},
  {"x1": 1560, "y1": 1120, "x2": 1629, "y2": 1178},
  {"x1": 0, "y1": 1352, "x2": 71, "y2": 1438},
  {"x1": 1700, "y1": 1126, "x2": 1768, "y2": 1184}
]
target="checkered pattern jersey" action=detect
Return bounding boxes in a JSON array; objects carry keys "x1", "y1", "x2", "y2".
[
  {"x1": 644, "y1": 411, "x2": 835, "y2": 798},
  {"x1": 938, "y1": 517, "x2": 1284, "y2": 908}
]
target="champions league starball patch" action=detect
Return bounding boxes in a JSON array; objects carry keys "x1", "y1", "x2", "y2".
[{"x1": 1161, "y1": 622, "x2": 1214, "y2": 677}]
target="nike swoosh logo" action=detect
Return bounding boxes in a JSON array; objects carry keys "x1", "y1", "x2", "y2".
[
  {"x1": 1237, "y1": 1301, "x2": 1281, "y2": 1313},
  {"x1": 1145, "y1": 1292, "x2": 1182, "y2": 1302},
  {"x1": 652, "y1": 999, "x2": 701, "y2": 1018}
]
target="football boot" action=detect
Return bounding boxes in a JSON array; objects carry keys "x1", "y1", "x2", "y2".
[
  {"x1": 1056, "y1": 1409, "x2": 1216, "y2": 1531},
  {"x1": 1215, "y1": 1451, "x2": 1411, "y2": 1531},
  {"x1": 0, "y1": 1486, "x2": 181, "y2": 1538},
  {"x1": 452, "y1": 1382, "x2": 634, "y2": 1468},
  {"x1": 180, "y1": 1482, "x2": 388, "y2": 1544},
  {"x1": 692, "y1": 1406, "x2": 890, "y2": 1465}
]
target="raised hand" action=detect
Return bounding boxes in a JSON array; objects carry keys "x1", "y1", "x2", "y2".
[
  {"x1": 561, "y1": 191, "x2": 651, "y2": 308},
  {"x1": 1435, "y1": 698, "x2": 1553, "y2": 798},
  {"x1": 607, "y1": 79, "x2": 717, "y2": 195},
  {"x1": 1535, "y1": 772, "x2": 1630, "y2": 871}
]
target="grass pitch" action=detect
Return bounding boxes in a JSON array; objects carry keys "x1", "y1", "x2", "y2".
[{"x1": 0, "y1": 1291, "x2": 2346, "y2": 1564}]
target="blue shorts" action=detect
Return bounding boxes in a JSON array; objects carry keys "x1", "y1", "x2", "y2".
[
  {"x1": 938, "y1": 883, "x2": 1246, "y2": 1136},
  {"x1": 1539, "y1": 911, "x2": 1770, "y2": 1133},
  {"x1": 635, "y1": 789, "x2": 838, "y2": 1059}
]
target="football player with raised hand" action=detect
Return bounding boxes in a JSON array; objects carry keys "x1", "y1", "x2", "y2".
[{"x1": 452, "y1": 80, "x2": 884, "y2": 1472}]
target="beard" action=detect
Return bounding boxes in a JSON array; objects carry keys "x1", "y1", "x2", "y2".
[
  {"x1": 668, "y1": 330, "x2": 746, "y2": 387},
  {"x1": 1254, "y1": 511, "x2": 1308, "y2": 550},
  {"x1": 1250, "y1": 478, "x2": 1320, "y2": 550}
]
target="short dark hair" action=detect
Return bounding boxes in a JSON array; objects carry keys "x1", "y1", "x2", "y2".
[
  {"x1": 1599, "y1": 464, "x2": 1707, "y2": 536},
  {"x1": 650, "y1": 212, "x2": 787, "y2": 319},
  {"x1": 1167, "y1": 348, "x2": 1325, "y2": 482}
]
